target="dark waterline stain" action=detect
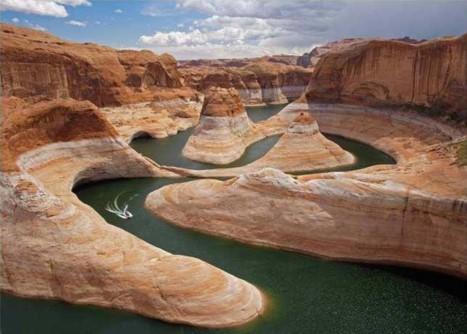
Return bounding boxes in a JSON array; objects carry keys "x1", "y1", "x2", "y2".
[{"x1": 2, "y1": 105, "x2": 466, "y2": 334}]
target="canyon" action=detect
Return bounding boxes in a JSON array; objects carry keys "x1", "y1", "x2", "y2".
[
  {"x1": 1, "y1": 21, "x2": 466, "y2": 333},
  {"x1": 180, "y1": 58, "x2": 313, "y2": 106}
]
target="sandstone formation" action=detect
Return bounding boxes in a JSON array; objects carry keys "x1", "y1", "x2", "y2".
[
  {"x1": 0, "y1": 23, "x2": 205, "y2": 142},
  {"x1": 306, "y1": 34, "x2": 467, "y2": 120},
  {"x1": 180, "y1": 60, "x2": 313, "y2": 105},
  {"x1": 175, "y1": 111, "x2": 354, "y2": 178},
  {"x1": 182, "y1": 87, "x2": 262, "y2": 164},
  {"x1": 0, "y1": 23, "x2": 192, "y2": 107},
  {"x1": 0, "y1": 98, "x2": 264, "y2": 327},
  {"x1": 146, "y1": 102, "x2": 467, "y2": 278},
  {"x1": 100, "y1": 89, "x2": 203, "y2": 142}
]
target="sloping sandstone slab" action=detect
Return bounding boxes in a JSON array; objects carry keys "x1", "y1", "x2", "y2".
[{"x1": 0, "y1": 99, "x2": 264, "y2": 328}]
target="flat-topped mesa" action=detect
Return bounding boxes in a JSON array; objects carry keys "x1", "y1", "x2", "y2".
[
  {"x1": 182, "y1": 87, "x2": 262, "y2": 165},
  {"x1": 0, "y1": 23, "x2": 196, "y2": 107},
  {"x1": 0, "y1": 97, "x2": 264, "y2": 328},
  {"x1": 306, "y1": 34, "x2": 467, "y2": 121}
]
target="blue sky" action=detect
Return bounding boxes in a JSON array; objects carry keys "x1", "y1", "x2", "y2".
[{"x1": 1, "y1": 1, "x2": 466, "y2": 59}]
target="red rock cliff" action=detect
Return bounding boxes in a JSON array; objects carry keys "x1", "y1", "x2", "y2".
[
  {"x1": 306, "y1": 34, "x2": 467, "y2": 118},
  {"x1": 0, "y1": 23, "x2": 183, "y2": 107}
]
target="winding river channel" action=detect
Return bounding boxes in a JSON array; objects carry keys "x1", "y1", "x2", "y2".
[{"x1": 2, "y1": 104, "x2": 466, "y2": 333}]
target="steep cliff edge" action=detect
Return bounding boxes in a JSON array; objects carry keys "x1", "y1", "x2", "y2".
[
  {"x1": 306, "y1": 34, "x2": 467, "y2": 120},
  {"x1": 0, "y1": 98, "x2": 264, "y2": 327},
  {"x1": 0, "y1": 23, "x2": 188, "y2": 107}
]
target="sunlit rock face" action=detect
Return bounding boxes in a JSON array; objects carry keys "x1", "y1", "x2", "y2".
[
  {"x1": 0, "y1": 98, "x2": 265, "y2": 327},
  {"x1": 0, "y1": 23, "x2": 191, "y2": 107},
  {"x1": 182, "y1": 87, "x2": 260, "y2": 164},
  {"x1": 147, "y1": 101, "x2": 467, "y2": 278},
  {"x1": 306, "y1": 34, "x2": 467, "y2": 120},
  {"x1": 180, "y1": 59, "x2": 313, "y2": 105}
]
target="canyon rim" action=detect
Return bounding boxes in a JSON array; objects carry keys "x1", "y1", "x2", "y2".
[{"x1": 1, "y1": 1, "x2": 466, "y2": 333}]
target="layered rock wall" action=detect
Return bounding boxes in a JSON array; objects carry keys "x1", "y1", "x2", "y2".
[
  {"x1": 306, "y1": 34, "x2": 467, "y2": 119},
  {"x1": 182, "y1": 87, "x2": 261, "y2": 164},
  {"x1": 181, "y1": 61, "x2": 313, "y2": 105},
  {"x1": 0, "y1": 23, "x2": 186, "y2": 107}
]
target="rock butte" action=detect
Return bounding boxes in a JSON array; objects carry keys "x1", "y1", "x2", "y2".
[
  {"x1": 146, "y1": 102, "x2": 467, "y2": 277},
  {"x1": 182, "y1": 87, "x2": 354, "y2": 169},
  {"x1": 182, "y1": 87, "x2": 262, "y2": 164},
  {"x1": 175, "y1": 109, "x2": 355, "y2": 178},
  {"x1": 0, "y1": 24, "x2": 264, "y2": 328}
]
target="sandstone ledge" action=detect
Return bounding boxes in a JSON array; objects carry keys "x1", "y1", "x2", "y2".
[{"x1": 146, "y1": 103, "x2": 467, "y2": 277}]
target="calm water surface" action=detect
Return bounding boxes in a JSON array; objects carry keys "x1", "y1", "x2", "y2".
[{"x1": 2, "y1": 105, "x2": 466, "y2": 334}]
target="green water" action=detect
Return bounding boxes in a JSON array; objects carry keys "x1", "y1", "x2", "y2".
[{"x1": 2, "y1": 105, "x2": 466, "y2": 334}]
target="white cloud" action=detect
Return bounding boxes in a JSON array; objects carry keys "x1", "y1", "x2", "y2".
[
  {"x1": 174, "y1": 0, "x2": 342, "y2": 19},
  {"x1": 66, "y1": 20, "x2": 87, "y2": 27},
  {"x1": 140, "y1": 16, "x2": 283, "y2": 47},
  {"x1": 114, "y1": 8, "x2": 123, "y2": 14},
  {"x1": 139, "y1": 0, "x2": 342, "y2": 59},
  {"x1": 11, "y1": 17, "x2": 19, "y2": 23},
  {"x1": 0, "y1": 0, "x2": 91, "y2": 17},
  {"x1": 30, "y1": 23, "x2": 47, "y2": 31}
]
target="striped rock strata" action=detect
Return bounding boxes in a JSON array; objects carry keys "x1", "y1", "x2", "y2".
[
  {"x1": 0, "y1": 98, "x2": 264, "y2": 328},
  {"x1": 176, "y1": 111, "x2": 354, "y2": 178},
  {"x1": 180, "y1": 60, "x2": 312, "y2": 106},
  {"x1": 146, "y1": 102, "x2": 467, "y2": 277},
  {"x1": 182, "y1": 87, "x2": 262, "y2": 164},
  {"x1": 182, "y1": 88, "x2": 353, "y2": 169},
  {"x1": 307, "y1": 34, "x2": 467, "y2": 120}
]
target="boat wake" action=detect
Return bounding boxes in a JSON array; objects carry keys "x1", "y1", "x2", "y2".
[{"x1": 105, "y1": 192, "x2": 136, "y2": 219}]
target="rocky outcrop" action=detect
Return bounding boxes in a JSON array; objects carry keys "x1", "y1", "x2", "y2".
[
  {"x1": 297, "y1": 37, "x2": 426, "y2": 68},
  {"x1": 180, "y1": 60, "x2": 313, "y2": 105},
  {"x1": 297, "y1": 38, "x2": 366, "y2": 68},
  {"x1": 182, "y1": 87, "x2": 260, "y2": 164},
  {"x1": 176, "y1": 111, "x2": 354, "y2": 178},
  {"x1": 100, "y1": 89, "x2": 204, "y2": 142},
  {"x1": 146, "y1": 103, "x2": 467, "y2": 278},
  {"x1": 0, "y1": 98, "x2": 264, "y2": 327},
  {"x1": 306, "y1": 34, "x2": 467, "y2": 119},
  {"x1": 0, "y1": 23, "x2": 189, "y2": 107}
]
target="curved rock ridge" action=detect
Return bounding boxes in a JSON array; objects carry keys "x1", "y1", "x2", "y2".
[
  {"x1": 145, "y1": 103, "x2": 467, "y2": 277},
  {"x1": 306, "y1": 34, "x2": 467, "y2": 120},
  {"x1": 0, "y1": 98, "x2": 264, "y2": 328},
  {"x1": 0, "y1": 23, "x2": 193, "y2": 107},
  {"x1": 182, "y1": 88, "x2": 261, "y2": 164},
  {"x1": 180, "y1": 60, "x2": 313, "y2": 106}
]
